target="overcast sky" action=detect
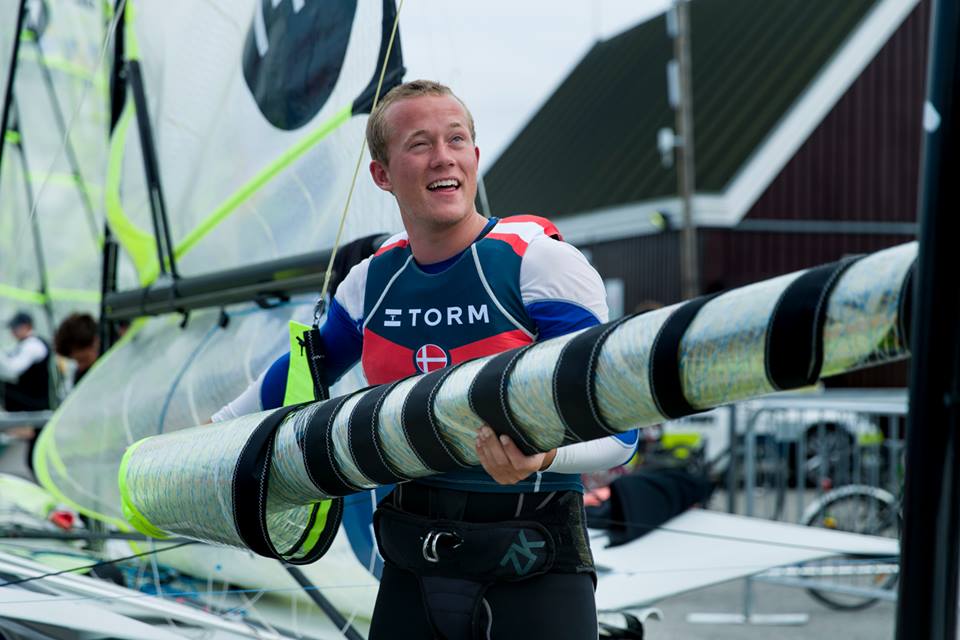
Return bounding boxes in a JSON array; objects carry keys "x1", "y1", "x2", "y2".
[{"x1": 398, "y1": 0, "x2": 670, "y2": 167}]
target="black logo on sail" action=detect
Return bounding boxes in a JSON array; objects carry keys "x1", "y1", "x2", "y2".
[{"x1": 242, "y1": 0, "x2": 357, "y2": 130}]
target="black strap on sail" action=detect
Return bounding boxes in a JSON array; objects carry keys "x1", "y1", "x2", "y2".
[
  {"x1": 469, "y1": 347, "x2": 540, "y2": 456},
  {"x1": 348, "y1": 382, "x2": 408, "y2": 485},
  {"x1": 401, "y1": 365, "x2": 470, "y2": 472},
  {"x1": 301, "y1": 392, "x2": 367, "y2": 497},
  {"x1": 233, "y1": 403, "x2": 344, "y2": 564},
  {"x1": 649, "y1": 294, "x2": 719, "y2": 420},
  {"x1": 764, "y1": 257, "x2": 860, "y2": 390},
  {"x1": 552, "y1": 317, "x2": 634, "y2": 445},
  {"x1": 297, "y1": 325, "x2": 330, "y2": 402},
  {"x1": 898, "y1": 258, "x2": 917, "y2": 351}
]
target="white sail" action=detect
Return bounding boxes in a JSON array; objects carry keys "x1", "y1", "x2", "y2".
[{"x1": 0, "y1": 0, "x2": 106, "y2": 344}]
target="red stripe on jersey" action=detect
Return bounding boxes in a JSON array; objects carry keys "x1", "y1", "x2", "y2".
[
  {"x1": 449, "y1": 329, "x2": 533, "y2": 362},
  {"x1": 485, "y1": 232, "x2": 532, "y2": 257},
  {"x1": 361, "y1": 329, "x2": 415, "y2": 385},
  {"x1": 505, "y1": 214, "x2": 563, "y2": 240},
  {"x1": 374, "y1": 239, "x2": 410, "y2": 257}
]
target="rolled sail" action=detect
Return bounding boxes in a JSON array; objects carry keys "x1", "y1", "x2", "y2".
[{"x1": 120, "y1": 242, "x2": 916, "y2": 559}]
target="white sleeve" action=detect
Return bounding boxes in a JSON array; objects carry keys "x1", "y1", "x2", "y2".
[
  {"x1": 333, "y1": 232, "x2": 405, "y2": 322},
  {"x1": 519, "y1": 235, "x2": 608, "y2": 322},
  {"x1": 333, "y1": 257, "x2": 369, "y2": 322},
  {"x1": 211, "y1": 367, "x2": 267, "y2": 422},
  {"x1": 544, "y1": 436, "x2": 636, "y2": 474},
  {"x1": 0, "y1": 336, "x2": 48, "y2": 382}
]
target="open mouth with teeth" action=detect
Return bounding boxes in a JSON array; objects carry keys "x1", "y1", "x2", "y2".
[{"x1": 427, "y1": 178, "x2": 461, "y2": 192}]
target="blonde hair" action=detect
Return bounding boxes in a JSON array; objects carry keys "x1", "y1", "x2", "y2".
[{"x1": 366, "y1": 79, "x2": 476, "y2": 165}]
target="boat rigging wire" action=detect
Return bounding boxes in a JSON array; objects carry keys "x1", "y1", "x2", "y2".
[
  {"x1": 0, "y1": 539, "x2": 195, "y2": 588},
  {"x1": 313, "y1": 0, "x2": 406, "y2": 324},
  {"x1": 0, "y1": 508, "x2": 895, "y2": 597}
]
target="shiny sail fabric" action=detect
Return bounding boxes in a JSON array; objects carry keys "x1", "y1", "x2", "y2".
[
  {"x1": 0, "y1": 0, "x2": 105, "y2": 344},
  {"x1": 37, "y1": 0, "x2": 402, "y2": 525},
  {"x1": 106, "y1": 0, "x2": 402, "y2": 285},
  {"x1": 119, "y1": 242, "x2": 916, "y2": 555}
]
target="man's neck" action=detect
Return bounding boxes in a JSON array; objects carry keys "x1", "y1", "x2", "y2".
[{"x1": 406, "y1": 212, "x2": 489, "y2": 264}]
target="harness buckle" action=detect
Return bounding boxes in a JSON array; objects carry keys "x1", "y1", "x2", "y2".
[{"x1": 421, "y1": 530, "x2": 462, "y2": 563}]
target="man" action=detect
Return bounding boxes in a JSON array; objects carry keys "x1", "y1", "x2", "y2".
[
  {"x1": 54, "y1": 313, "x2": 100, "y2": 386},
  {"x1": 0, "y1": 312, "x2": 51, "y2": 412},
  {"x1": 214, "y1": 80, "x2": 636, "y2": 639}
]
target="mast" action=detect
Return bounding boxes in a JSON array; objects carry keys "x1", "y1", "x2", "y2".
[
  {"x1": 99, "y1": 0, "x2": 127, "y2": 353},
  {"x1": 0, "y1": 0, "x2": 27, "y2": 193},
  {"x1": 10, "y1": 101, "x2": 59, "y2": 408},
  {"x1": 670, "y1": 0, "x2": 699, "y2": 299},
  {"x1": 895, "y1": 0, "x2": 960, "y2": 637},
  {"x1": 126, "y1": 59, "x2": 179, "y2": 281}
]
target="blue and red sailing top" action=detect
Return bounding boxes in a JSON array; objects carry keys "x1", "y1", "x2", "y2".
[{"x1": 250, "y1": 215, "x2": 636, "y2": 492}]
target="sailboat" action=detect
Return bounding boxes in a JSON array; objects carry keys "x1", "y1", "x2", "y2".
[{"x1": 3, "y1": 0, "x2": 406, "y2": 636}]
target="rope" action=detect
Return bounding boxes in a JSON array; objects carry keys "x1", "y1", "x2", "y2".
[
  {"x1": 0, "y1": 540, "x2": 195, "y2": 588},
  {"x1": 313, "y1": 0, "x2": 406, "y2": 324}
]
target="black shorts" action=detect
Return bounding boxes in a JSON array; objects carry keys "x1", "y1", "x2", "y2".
[
  {"x1": 368, "y1": 483, "x2": 598, "y2": 639},
  {"x1": 370, "y1": 559, "x2": 598, "y2": 639}
]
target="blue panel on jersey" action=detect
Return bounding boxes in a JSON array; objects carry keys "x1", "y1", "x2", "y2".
[
  {"x1": 614, "y1": 430, "x2": 640, "y2": 465},
  {"x1": 321, "y1": 298, "x2": 364, "y2": 385},
  {"x1": 260, "y1": 352, "x2": 289, "y2": 410},
  {"x1": 525, "y1": 300, "x2": 601, "y2": 340}
]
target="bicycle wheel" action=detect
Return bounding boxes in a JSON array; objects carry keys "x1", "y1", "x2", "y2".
[{"x1": 799, "y1": 485, "x2": 899, "y2": 611}]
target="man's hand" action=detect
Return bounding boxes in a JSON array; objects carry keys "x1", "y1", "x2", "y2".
[{"x1": 475, "y1": 426, "x2": 557, "y2": 485}]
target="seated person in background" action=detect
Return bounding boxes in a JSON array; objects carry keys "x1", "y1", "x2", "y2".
[
  {"x1": 54, "y1": 313, "x2": 100, "y2": 386},
  {"x1": 0, "y1": 312, "x2": 51, "y2": 412}
]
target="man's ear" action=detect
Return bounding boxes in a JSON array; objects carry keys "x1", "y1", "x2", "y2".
[{"x1": 369, "y1": 160, "x2": 392, "y2": 192}]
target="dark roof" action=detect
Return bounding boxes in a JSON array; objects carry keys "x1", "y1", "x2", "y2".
[{"x1": 485, "y1": 0, "x2": 877, "y2": 218}]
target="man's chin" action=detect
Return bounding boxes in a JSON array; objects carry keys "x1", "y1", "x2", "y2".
[{"x1": 416, "y1": 206, "x2": 470, "y2": 228}]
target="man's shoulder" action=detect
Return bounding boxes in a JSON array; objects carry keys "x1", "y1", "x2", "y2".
[
  {"x1": 483, "y1": 215, "x2": 561, "y2": 258},
  {"x1": 371, "y1": 231, "x2": 410, "y2": 257},
  {"x1": 335, "y1": 232, "x2": 413, "y2": 321},
  {"x1": 21, "y1": 335, "x2": 49, "y2": 357}
]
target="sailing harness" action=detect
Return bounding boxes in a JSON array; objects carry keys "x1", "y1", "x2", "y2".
[{"x1": 373, "y1": 483, "x2": 595, "y2": 640}]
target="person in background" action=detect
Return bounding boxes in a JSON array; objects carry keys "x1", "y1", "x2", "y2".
[
  {"x1": 0, "y1": 312, "x2": 51, "y2": 412},
  {"x1": 54, "y1": 313, "x2": 100, "y2": 386},
  {"x1": 0, "y1": 312, "x2": 53, "y2": 478}
]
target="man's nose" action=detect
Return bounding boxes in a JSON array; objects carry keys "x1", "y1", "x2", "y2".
[{"x1": 430, "y1": 143, "x2": 455, "y2": 167}]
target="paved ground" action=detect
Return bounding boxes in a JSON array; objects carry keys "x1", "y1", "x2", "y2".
[{"x1": 644, "y1": 577, "x2": 896, "y2": 639}]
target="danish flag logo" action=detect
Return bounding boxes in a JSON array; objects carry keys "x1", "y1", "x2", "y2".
[{"x1": 415, "y1": 344, "x2": 448, "y2": 374}]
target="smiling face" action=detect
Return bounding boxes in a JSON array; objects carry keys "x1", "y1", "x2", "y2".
[{"x1": 369, "y1": 94, "x2": 480, "y2": 235}]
